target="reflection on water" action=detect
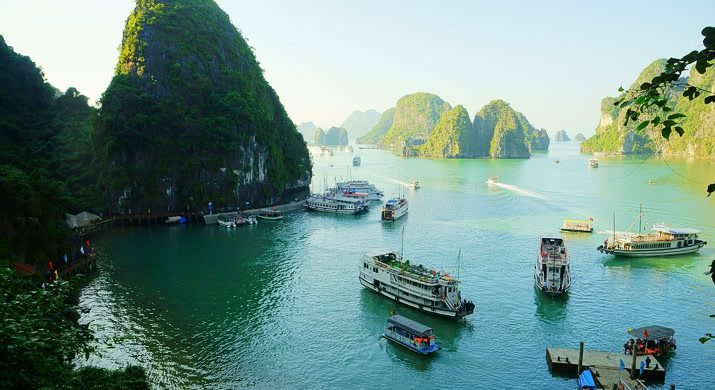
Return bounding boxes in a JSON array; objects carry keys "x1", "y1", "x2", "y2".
[{"x1": 534, "y1": 288, "x2": 570, "y2": 324}]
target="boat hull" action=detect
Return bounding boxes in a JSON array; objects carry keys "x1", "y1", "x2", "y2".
[
  {"x1": 560, "y1": 228, "x2": 593, "y2": 233},
  {"x1": 597, "y1": 241, "x2": 705, "y2": 257},
  {"x1": 359, "y1": 276, "x2": 470, "y2": 319},
  {"x1": 304, "y1": 204, "x2": 364, "y2": 214},
  {"x1": 382, "y1": 334, "x2": 439, "y2": 355},
  {"x1": 257, "y1": 215, "x2": 283, "y2": 221}
]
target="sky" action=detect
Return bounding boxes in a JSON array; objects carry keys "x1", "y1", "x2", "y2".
[{"x1": 1, "y1": 1, "x2": 713, "y2": 136}]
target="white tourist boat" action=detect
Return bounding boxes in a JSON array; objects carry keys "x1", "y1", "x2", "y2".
[
  {"x1": 597, "y1": 225, "x2": 707, "y2": 257},
  {"x1": 486, "y1": 176, "x2": 498, "y2": 186},
  {"x1": 352, "y1": 156, "x2": 361, "y2": 166},
  {"x1": 257, "y1": 209, "x2": 283, "y2": 220},
  {"x1": 588, "y1": 158, "x2": 599, "y2": 168},
  {"x1": 359, "y1": 252, "x2": 475, "y2": 319},
  {"x1": 334, "y1": 180, "x2": 383, "y2": 201},
  {"x1": 381, "y1": 197, "x2": 408, "y2": 221},
  {"x1": 534, "y1": 236, "x2": 571, "y2": 295},
  {"x1": 304, "y1": 193, "x2": 368, "y2": 214}
]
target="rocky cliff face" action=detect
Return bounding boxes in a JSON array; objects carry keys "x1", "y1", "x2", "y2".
[
  {"x1": 419, "y1": 105, "x2": 478, "y2": 157},
  {"x1": 529, "y1": 129, "x2": 550, "y2": 151},
  {"x1": 340, "y1": 109, "x2": 381, "y2": 140},
  {"x1": 96, "y1": 0, "x2": 310, "y2": 213},
  {"x1": 314, "y1": 127, "x2": 348, "y2": 145},
  {"x1": 379, "y1": 93, "x2": 451, "y2": 153},
  {"x1": 573, "y1": 133, "x2": 586, "y2": 141},
  {"x1": 297, "y1": 122, "x2": 318, "y2": 142},
  {"x1": 554, "y1": 130, "x2": 570, "y2": 142},
  {"x1": 357, "y1": 108, "x2": 394, "y2": 144},
  {"x1": 473, "y1": 100, "x2": 533, "y2": 158}
]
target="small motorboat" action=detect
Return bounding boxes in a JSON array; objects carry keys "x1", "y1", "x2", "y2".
[
  {"x1": 257, "y1": 209, "x2": 284, "y2": 221},
  {"x1": 165, "y1": 216, "x2": 187, "y2": 224},
  {"x1": 486, "y1": 176, "x2": 498, "y2": 186},
  {"x1": 383, "y1": 315, "x2": 441, "y2": 355},
  {"x1": 409, "y1": 181, "x2": 420, "y2": 190},
  {"x1": 624, "y1": 325, "x2": 676, "y2": 357},
  {"x1": 588, "y1": 158, "x2": 599, "y2": 168},
  {"x1": 218, "y1": 216, "x2": 236, "y2": 228}
]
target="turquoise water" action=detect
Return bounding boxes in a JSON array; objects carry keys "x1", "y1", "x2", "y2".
[{"x1": 80, "y1": 142, "x2": 715, "y2": 388}]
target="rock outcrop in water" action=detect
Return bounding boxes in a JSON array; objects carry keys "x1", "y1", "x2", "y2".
[
  {"x1": 473, "y1": 100, "x2": 535, "y2": 158},
  {"x1": 574, "y1": 133, "x2": 586, "y2": 141},
  {"x1": 357, "y1": 108, "x2": 394, "y2": 144},
  {"x1": 314, "y1": 127, "x2": 349, "y2": 146},
  {"x1": 529, "y1": 129, "x2": 550, "y2": 151},
  {"x1": 340, "y1": 109, "x2": 381, "y2": 140},
  {"x1": 379, "y1": 93, "x2": 452, "y2": 153},
  {"x1": 554, "y1": 130, "x2": 570, "y2": 142},
  {"x1": 582, "y1": 58, "x2": 715, "y2": 157},
  {"x1": 419, "y1": 105, "x2": 478, "y2": 157},
  {"x1": 297, "y1": 122, "x2": 318, "y2": 142},
  {"x1": 96, "y1": 0, "x2": 311, "y2": 213}
]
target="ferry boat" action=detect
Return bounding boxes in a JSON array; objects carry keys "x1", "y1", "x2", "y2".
[
  {"x1": 597, "y1": 224, "x2": 706, "y2": 257},
  {"x1": 381, "y1": 198, "x2": 408, "y2": 221},
  {"x1": 486, "y1": 176, "x2": 498, "y2": 186},
  {"x1": 534, "y1": 236, "x2": 571, "y2": 295},
  {"x1": 560, "y1": 219, "x2": 593, "y2": 233},
  {"x1": 352, "y1": 156, "x2": 361, "y2": 166},
  {"x1": 359, "y1": 252, "x2": 475, "y2": 318},
  {"x1": 588, "y1": 158, "x2": 599, "y2": 168},
  {"x1": 334, "y1": 180, "x2": 383, "y2": 201},
  {"x1": 624, "y1": 325, "x2": 676, "y2": 357},
  {"x1": 409, "y1": 181, "x2": 420, "y2": 190},
  {"x1": 257, "y1": 209, "x2": 284, "y2": 221},
  {"x1": 304, "y1": 193, "x2": 368, "y2": 214},
  {"x1": 383, "y1": 315, "x2": 441, "y2": 355}
]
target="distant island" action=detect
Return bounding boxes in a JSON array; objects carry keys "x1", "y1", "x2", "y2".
[
  {"x1": 581, "y1": 58, "x2": 715, "y2": 157},
  {"x1": 358, "y1": 92, "x2": 549, "y2": 158},
  {"x1": 297, "y1": 122, "x2": 319, "y2": 142},
  {"x1": 574, "y1": 133, "x2": 586, "y2": 141},
  {"x1": 340, "y1": 110, "x2": 381, "y2": 140},
  {"x1": 314, "y1": 127, "x2": 349, "y2": 146},
  {"x1": 554, "y1": 130, "x2": 571, "y2": 142}
]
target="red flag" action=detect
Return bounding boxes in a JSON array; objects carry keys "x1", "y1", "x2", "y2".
[
  {"x1": 49, "y1": 260, "x2": 53, "y2": 270},
  {"x1": 86, "y1": 239, "x2": 90, "y2": 246},
  {"x1": 644, "y1": 328, "x2": 649, "y2": 339}
]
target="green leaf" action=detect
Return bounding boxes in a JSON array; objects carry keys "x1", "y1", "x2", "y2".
[
  {"x1": 662, "y1": 127, "x2": 672, "y2": 140},
  {"x1": 618, "y1": 86, "x2": 624, "y2": 92},
  {"x1": 636, "y1": 121, "x2": 649, "y2": 131},
  {"x1": 674, "y1": 126, "x2": 684, "y2": 136},
  {"x1": 705, "y1": 95, "x2": 715, "y2": 104},
  {"x1": 619, "y1": 100, "x2": 633, "y2": 108},
  {"x1": 651, "y1": 116, "x2": 661, "y2": 126},
  {"x1": 662, "y1": 119, "x2": 676, "y2": 127},
  {"x1": 667, "y1": 113, "x2": 686, "y2": 120}
]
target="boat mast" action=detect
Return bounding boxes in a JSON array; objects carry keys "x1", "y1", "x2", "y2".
[
  {"x1": 613, "y1": 211, "x2": 616, "y2": 243},
  {"x1": 456, "y1": 249, "x2": 461, "y2": 296},
  {"x1": 400, "y1": 226, "x2": 405, "y2": 261},
  {"x1": 639, "y1": 203, "x2": 642, "y2": 233}
]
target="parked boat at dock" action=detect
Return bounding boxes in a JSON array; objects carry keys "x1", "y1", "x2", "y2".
[
  {"x1": 334, "y1": 180, "x2": 383, "y2": 201},
  {"x1": 624, "y1": 326, "x2": 676, "y2": 357},
  {"x1": 359, "y1": 252, "x2": 475, "y2": 318},
  {"x1": 257, "y1": 209, "x2": 284, "y2": 220},
  {"x1": 383, "y1": 315, "x2": 441, "y2": 355},
  {"x1": 534, "y1": 236, "x2": 571, "y2": 295},
  {"x1": 304, "y1": 193, "x2": 368, "y2": 214},
  {"x1": 218, "y1": 215, "x2": 236, "y2": 228},
  {"x1": 381, "y1": 197, "x2": 408, "y2": 221},
  {"x1": 560, "y1": 219, "x2": 593, "y2": 233}
]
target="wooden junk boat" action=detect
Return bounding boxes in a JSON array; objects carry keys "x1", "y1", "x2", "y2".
[
  {"x1": 624, "y1": 325, "x2": 676, "y2": 357},
  {"x1": 383, "y1": 315, "x2": 441, "y2": 355}
]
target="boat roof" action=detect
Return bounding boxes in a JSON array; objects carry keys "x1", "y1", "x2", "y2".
[
  {"x1": 578, "y1": 369, "x2": 596, "y2": 389},
  {"x1": 387, "y1": 315, "x2": 432, "y2": 336},
  {"x1": 627, "y1": 325, "x2": 675, "y2": 339},
  {"x1": 653, "y1": 224, "x2": 700, "y2": 234},
  {"x1": 564, "y1": 219, "x2": 590, "y2": 224}
]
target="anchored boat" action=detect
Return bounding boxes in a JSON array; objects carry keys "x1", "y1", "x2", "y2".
[
  {"x1": 359, "y1": 252, "x2": 475, "y2": 319},
  {"x1": 598, "y1": 225, "x2": 706, "y2": 257},
  {"x1": 304, "y1": 192, "x2": 368, "y2": 214},
  {"x1": 381, "y1": 197, "x2": 408, "y2": 221},
  {"x1": 534, "y1": 236, "x2": 571, "y2": 295},
  {"x1": 560, "y1": 219, "x2": 593, "y2": 233},
  {"x1": 624, "y1": 325, "x2": 676, "y2": 357},
  {"x1": 257, "y1": 209, "x2": 283, "y2": 221},
  {"x1": 334, "y1": 180, "x2": 383, "y2": 201},
  {"x1": 588, "y1": 158, "x2": 599, "y2": 168},
  {"x1": 383, "y1": 315, "x2": 441, "y2": 355}
]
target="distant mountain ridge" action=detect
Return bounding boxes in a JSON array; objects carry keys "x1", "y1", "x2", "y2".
[{"x1": 340, "y1": 109, "x2": 381, "y2": 140}]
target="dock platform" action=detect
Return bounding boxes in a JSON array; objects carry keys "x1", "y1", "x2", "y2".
[
  {"x1": 546, "y1": 347, "x2": 665, "y2": 381},
  {"x1": 589, "y1": 366, "x2": 649, "y2": 389}
]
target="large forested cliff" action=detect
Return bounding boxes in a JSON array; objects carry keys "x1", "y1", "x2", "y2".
[
  {"x1": 96, "y1": 0, "x2": 310, "y2": 213},
  {"x1": 582, "y1": 58, "x2": 715, "y2": 157},
  {"x1": 379, "y1": 93, "x2": 452, "y2": 152},
  {"x1": 473, "y1": 100, "x2": 538, "y2": 158},
  {"x1": 419, "y1": 105, "x2": 478, "y2": 157},
  {"x1": 357, "y1": 108, "x2": 394, "y2": 144}
]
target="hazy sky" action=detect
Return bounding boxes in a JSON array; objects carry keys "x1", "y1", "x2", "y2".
[{"x1": 2, "y1": 1, "x2": 713, "y2": 136}]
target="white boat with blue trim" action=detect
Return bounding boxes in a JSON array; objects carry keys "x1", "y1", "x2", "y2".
[{"x1": 597, "y1": 224, "x2": 706, "y2": 257}]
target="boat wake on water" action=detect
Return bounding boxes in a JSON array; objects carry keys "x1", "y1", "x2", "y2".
[{"x1": 491, "y1": 182, "x2": 547, "y2": 200}]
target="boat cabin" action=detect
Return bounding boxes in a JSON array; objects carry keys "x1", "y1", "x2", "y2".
[
  {"x1": 624, "y1": 325, "x2": 676, "y2": 357},
  {"x1": 383, "y1": 315, "x2": 440, "y2": 355},
  {"x1": 561, "y1": 219, "x2": 593, "y2": 233},
  {"x1": 257, "y1": 209, "x2": 284, "y2": 220}
]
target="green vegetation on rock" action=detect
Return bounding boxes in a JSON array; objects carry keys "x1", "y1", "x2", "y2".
[
  {"x1": 357, "y1": 108, "x2": 394, "y2": 144},
  {"x1": 419, "y1": 105, "x2": 478, "y2": 157},
  {"x1": 97, "y1": 0, "x2": 311, "y2": 213},
  {"x1": 554, "y1": 130, "x2": 571, "y2": 142},
  {"x1": 313, "y1": 127, "x2": 349, "y2": 145},
  {"x1": 574, "y1": 133, "x2": 586, "y2": 141},
  {"x1": 473, "y1": 100, "x2": 533, "y2": 158},
  {"x1": 379, "y1": 93, "x2": 451, "y2": 153}
]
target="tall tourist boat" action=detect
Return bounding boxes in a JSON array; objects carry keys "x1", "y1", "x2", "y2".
[
  {"x1": 534, "y1": 236, "x2": 571, "y2": 295},
  {"x1": 304, "y1": 192, "x2": 368, "y2": 214},
  {"x1": 334, "y1": 180, "x2": 383, "y2": 201},
  {"x1": 381, "y1": 197, "x2": 408, "y2": 221},
  {"x1": 359, "y1": 251, "x2": 475, "y2": 319}
]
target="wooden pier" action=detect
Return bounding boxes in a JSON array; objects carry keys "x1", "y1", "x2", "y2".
[{"x1": 547, "y1": 347, "x2": 665, "y2": 385}]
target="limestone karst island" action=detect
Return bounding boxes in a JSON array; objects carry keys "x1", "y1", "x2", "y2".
[{"x1": 1, "y1": 0, "x2": 714, "y2": 388}]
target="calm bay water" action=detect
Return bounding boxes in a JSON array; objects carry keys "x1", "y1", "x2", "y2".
[{"x1": 79, "y1": 142, "x2": 715, "y2": 388}]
